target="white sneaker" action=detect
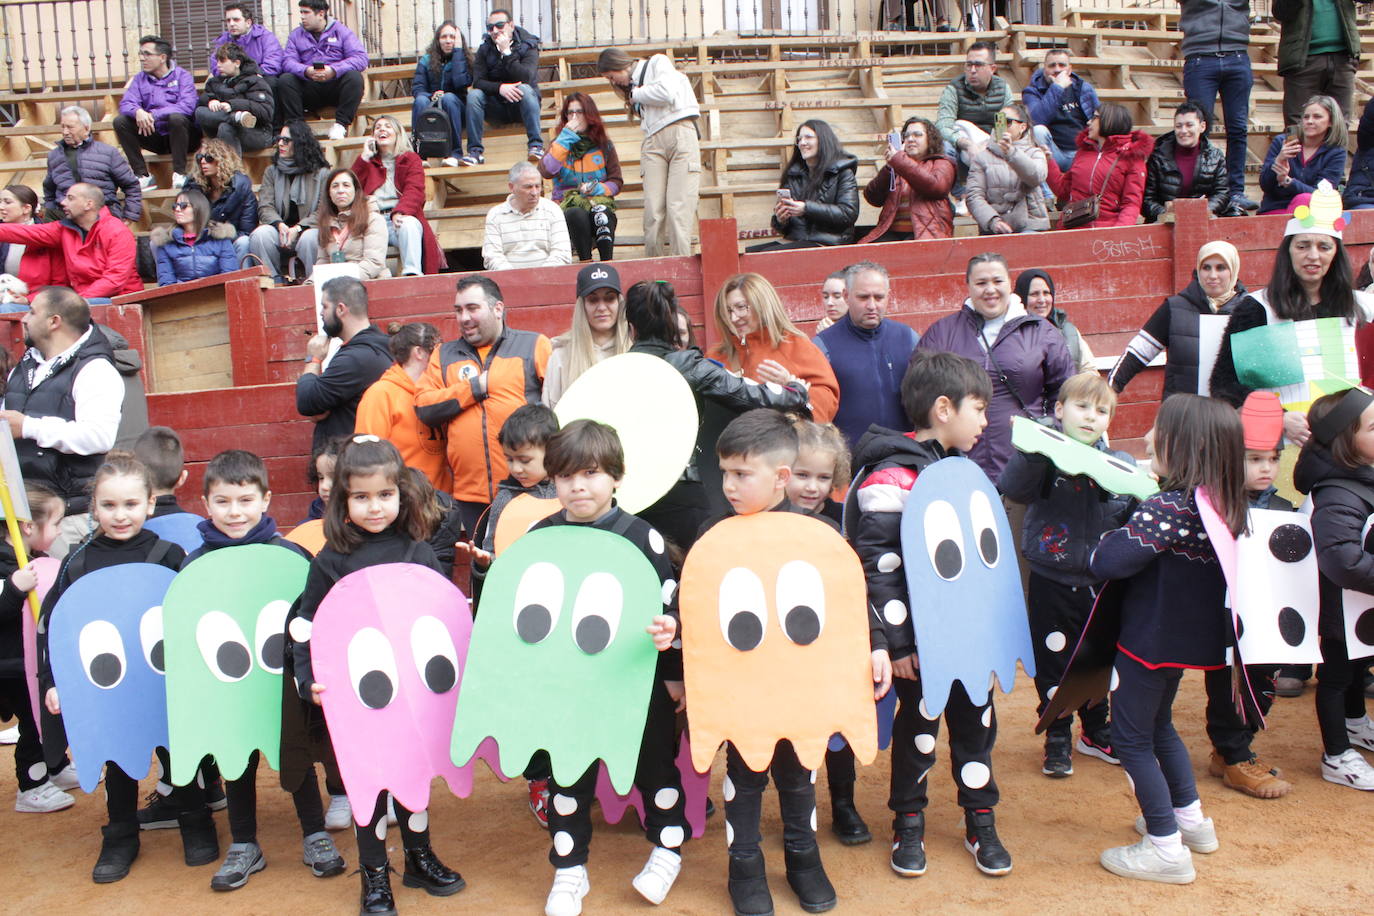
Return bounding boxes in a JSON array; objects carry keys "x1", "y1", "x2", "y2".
[
  {"x1": 0, "y1": 724, "x2": 18, "y2": 744},
  {"x1": 545, "y1": 865, "x2": 589, "y2": 916},
  {"x1": 1347, "y1": 717, "x2": 1374, "y2": 752},
  {"x1": 15, "y1": 781, "x2": 75, "y2": 813},
  {"x1": 137, "y1": 174, "x2": 157, "y2": 191},
  {"x1": 49, "y1": 762, "x2": 91, "y2": 790},
  {"x1": 1100, "y1": 836, "x2": 1195, "y2": 884},
  {"x1": 171, "y1": 172, "x2": 188, "y2": 189},
  {"x1": 632, "y1": 846, "x2": 681, "y2": 905},
  {"x1": 1322, "y1": 748, "x2": 1374, "y2": 790},
  {"x1": 325, "y1": 794, "x2": 352, "y2": 830},
  {"x1": 442, "y1": 156, "x2": 460, "y2": 168},
  {"x1": 953, "y1": 196, "x2": 968, "y2": 217},
  {"x1": 328, "y1": 123, "x2": 347, "y2": 141},
  {"x1": 1133, "y1": 815, "x2": 1218, "y2": 854}
]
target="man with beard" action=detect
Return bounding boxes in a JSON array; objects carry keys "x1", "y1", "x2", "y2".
[{"x1": 295, "y1": 276, "x2": 391, "y2": 453}]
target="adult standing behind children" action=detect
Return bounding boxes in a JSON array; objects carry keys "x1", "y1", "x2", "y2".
[
  {"x1": 463, "y1": 8, "x2": 543, "y2": 166},
  {"x1": 277, "y1": 0, "x2": 369, "y2": 141},
  {"x1": 114, "y1": 35, "x2": 198, "y2": 192},
  {"x1": 354, "y1": 321, "x2": 451, "y2": 491},
  {"x1": 542, "y1": 263, "x2": 629, "y2": 408},
  {"x1": 597, "y1": 47, "x2": 702, "y2": 257},
  {"x1": 1014, "y1": 269, "x2": 1094, "y2": 373},
  {"x1": 296, "y1": 275, "x2": 392, "y2": 454}
]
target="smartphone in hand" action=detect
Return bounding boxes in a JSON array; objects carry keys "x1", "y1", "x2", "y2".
[
  {"x1": 994, "y1": 110, "x2": 1007, "y2": 141},
  {"x1": 887, "y1": 130, "x2": 901, "y2": 151}
]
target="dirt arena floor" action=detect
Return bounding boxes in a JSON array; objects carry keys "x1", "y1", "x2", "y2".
[{"x1": 4, "y1": 672, "x2": 1371, "y2": 915}]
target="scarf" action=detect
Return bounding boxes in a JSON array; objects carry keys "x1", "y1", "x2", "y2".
[
  {"x1": 1196, "y1": 240, "x2": 1240, "y2": 313},
  {"x1": 274, "y1": 155, "x2": 308, "y2": 176},
  {"x1": 196, "y1": 514, "x2": 280, "y2": 550}
]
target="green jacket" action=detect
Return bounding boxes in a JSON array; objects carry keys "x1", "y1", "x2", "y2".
[
  {"x1": 936, "y1": 73, "x2": 1011, "y2": 137},
  {"x1": 1274, "y1": 0, "x2": 1359, "y2": 74}
]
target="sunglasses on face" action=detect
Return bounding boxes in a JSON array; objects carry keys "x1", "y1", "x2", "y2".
[
  {"x1": 173, "y1": 201, "x2": 191, "y2": 210},
  {"x1": 196, "y1": 153, "x2": 217, "y2": 164},
  {"x1": 1005, "y1": 117, "x2": 1025, "y2": 124},
  {"x1": 487, "y1": 21, "x2": 507, "y2": 30},
  {"x1": 276, "y1": 136, "x2": 292, "y2": 145}
]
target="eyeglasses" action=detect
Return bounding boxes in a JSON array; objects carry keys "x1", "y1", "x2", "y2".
[
  {"x1": 964, "y1": 60, "x2": 991, "y2": 69},
  {"x1": 566, "y1": 108, "x2": 584, "y2": 115},
  {"x1": 487, "y1": 21, "x2": 507, "y2": 30},
  {"x1": 195, "y1": 153, "x2": 217, "y2": 164},
  {"x1": 172, "y1": 201, "x2": 191, "y2": 210},
  {"x1": 276, "y1": 136, "x2": 292, "y2": 145},
  {"x1": 137, "y1": 50, "x2": 162, "y2": 58},
  {"x1": 902, "y1": 132, "x2": 925, "y2": 140}
]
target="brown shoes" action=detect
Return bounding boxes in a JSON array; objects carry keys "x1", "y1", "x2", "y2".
[{"x1": 1209, "y1": 751, "x2": 1292, "y2": 799}]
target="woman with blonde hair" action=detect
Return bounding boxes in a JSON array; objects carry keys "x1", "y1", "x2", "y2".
[
  {"x1": 350, "y1": 114, "x2": 445, "y2": 275},
  {"x1": 182, "y1": 137, "x2": 257, "y2": 259},
  {"x1": 1258, "y1": 95, "x2": 1349, "y2": 215},
  {"x1": 707, "y1": 272, "x2": 840, "y2": 422},
  {"x1": 542, "y1": 263, "x2": 631, "y2": 407}
]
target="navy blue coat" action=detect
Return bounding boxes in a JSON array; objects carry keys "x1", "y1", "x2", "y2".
[
  {"x1": 412, "y1": 51, "x2": 472, "y2": 99},
  {"x1": 183, "y1": 171, "x2": 258, "y2": 237},
  {"x1": 152, "y1": 223, "x2": 238, "y2": 286},
  {"x1": 1258, "y1": 135, "x2": 1347, "y2": 214}
]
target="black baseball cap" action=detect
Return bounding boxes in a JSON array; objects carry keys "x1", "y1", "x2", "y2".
[{"x1": 576, "y1": 263, "x2": 621, "y2": 299}]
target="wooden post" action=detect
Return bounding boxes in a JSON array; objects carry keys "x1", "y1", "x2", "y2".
[
  {"x1": 698, "y1": 218, "x2": 741, "y2": 352},
  {"x1": 1171, "y1": 197, "x2": 1210, "y2": 293}
]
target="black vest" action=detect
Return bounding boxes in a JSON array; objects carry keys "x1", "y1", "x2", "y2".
[{"x1": 5, "y1": 326, "x2": 116, "y2": 514}]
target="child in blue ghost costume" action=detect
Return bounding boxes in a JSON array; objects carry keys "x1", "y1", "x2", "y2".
[
  {"x1": 851, "y1": 351, "x2": 1013, "y2": 879},
  {"x1": 35, "y1": 452, "x2": 191, "y2": 884}
]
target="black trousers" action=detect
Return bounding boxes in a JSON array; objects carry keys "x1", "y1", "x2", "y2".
[
  {"x1": 106, "y1": 763, "x2": 141, "y2": 827},
  {"x1": 1316, "y1": 636, "x2": 1373, "y2": 756},
  {"x1": 113, "y1": 112, "x2": 198, "y2": 175},
  {"x1": 1028, "y1": 573, "x2": 1108, "y2": 737},
  {"x1": 1, "y1": 676, "x2": 49, "y2": 789},
  {"x1": 725, "y1": 739, "x2": 816, "y2": 856},
  {"x1": 354, "y1": 792, "x2": 430, "y2": 867},
  {"x1": 563, "y1": 206, "x2": 617, "y2": 261},
  {"x1": 546, "y1": 678, "x2": 688, "y2": 867},
  {"x1": 1203, "y1": 663, "x2": 1277, "y2": 764},
  {"x1": 276, "y1": 71, "x2": 365, "y2": 127},
  {"x1": 824, "y1": 743, "x2": 855, "y2": 792},
  {"x1": 743, "y1": 239, "x2": 824, "y2": 253},
  {"x1": 226, "y1": 750, "x2": 327, "y2": 844},
  {"x1": 888, "y1": 674, "x2": 998, "y2": 815}
]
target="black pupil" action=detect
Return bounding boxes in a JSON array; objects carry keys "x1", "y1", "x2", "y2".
[
  {"x1": 979, "y1": 528, "x2": 998, "y2": 564},
  {"x1": 90, "y1": 652, "x2": 122, "y2": 688},
  {"x1": 516, "y1": 604, "x2": 553, "y2": 643},
  {"x1": 359, "y1": 670, "x2": 393, "y2": 709},
  {"x1": 784, "y1": 606, "x2": 820, "y2": 645},
  {"x1": 149, "y1": 640, "x2": 165, "y2": 672},
  {"x1": 933, "y1": 539, "x2": 962, "y2": 579},
  {"x1": 423, "y1": 656, "x2": 456, "y2": 693},
  {"x1": 218, "y1": 642, "x2": 251, "y2": 679},
  {"x1": 727, "y1": 613, "x2": 763, "y2": 651},
  {"x1": 260, "y1": 634, "x2": 284, "y2": 670},
  {"x1": 575, "y1": 616, "x2": 612, "y2": 654}
]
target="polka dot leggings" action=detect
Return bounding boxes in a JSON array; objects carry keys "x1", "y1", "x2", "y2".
[
  {"x1": 1028, "y1": 573, "x2": 1109, "y2": 738},
  {"x1": 887, "y1": 675, "x2": 999, "y2": 816},
  {"x1": 723, "y1": 739, "x2": 817, "y2": 857},
  {"x1": 355, "y1": 793, "x2": 430, "y2": 868}
]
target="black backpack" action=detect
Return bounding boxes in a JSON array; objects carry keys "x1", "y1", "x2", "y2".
[{"x1": 414, "y1": 103, "x2": 452, "y2": 159}]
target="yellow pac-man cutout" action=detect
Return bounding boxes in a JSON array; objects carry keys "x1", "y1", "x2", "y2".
[
  {"x1": 284, "y1": 518, "x2": 326, "y2": 556},
  {"x1": 493, "y1": 494, "x2": 561, "y2": 556}
]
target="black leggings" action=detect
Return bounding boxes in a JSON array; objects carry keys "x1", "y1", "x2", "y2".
[
  {"x1": 1028, "y1": 574, "x2": 1108, "y2": 737},
  {"x1": 226, "y1": 750, "x2": 327, "y2": 844},
  {"x1": 1, "y1": 676, "x2": 55, "y2": 790},
  {"x1": 725, "y1": 740, "x2": 816, "y2": 856},
  {"x1": 1316, "y1": 637, "x2": 1373, "y2": 756},
  {"x1": 354, "y1": 793, "x2": 430, "y2": 868},
  {"x1": 564, "y1": 206, "x2": 617, "y2": 261}
]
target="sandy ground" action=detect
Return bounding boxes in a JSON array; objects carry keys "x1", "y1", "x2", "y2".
[{"x1": 3, "y1": 673, "x2": 1372, "y2": 915}]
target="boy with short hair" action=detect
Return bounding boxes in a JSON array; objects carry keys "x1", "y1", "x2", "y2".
[
  {"x1": 186, "y1": 449, "x2": 346, "y2": 891},
  {"x1": 133, "y1": 426, "x2": 189, "y2": 517},
  {"x1": 531, "y1": 419, "x2": 688, "y2": 916},
  {"x1": 999, "y1": 371, "x2": 1136, "y2": 779},
  {"x1": 852, "y1": 351, "x2": 1012, "y2": 879}
]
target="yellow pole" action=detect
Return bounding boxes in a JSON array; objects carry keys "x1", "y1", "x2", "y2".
[{"x1": 0, "y1": 462, "x2": 39, "y2": 622}]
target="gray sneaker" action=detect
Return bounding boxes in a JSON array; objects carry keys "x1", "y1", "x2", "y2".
[
  {"x1": 211, "y1": 842, "x2": 265, "y2": 891},
  {"x1": 302, "y1": 830, "x2": 346, "y2": 877},
  {"x1": 1100, "y1": 836, "x2": 1195, "y2": 884},
  {"x1": 1133, "y1": 816, "x2": 1218, "y2": 853}
]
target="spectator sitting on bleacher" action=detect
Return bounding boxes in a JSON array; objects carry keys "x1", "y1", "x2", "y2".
[
  {"x1": 43, "y1": 106, "x2": 143, "y2": 224},
  {"x1": 151, "y1": 187, "x2": 239, "y2": 286},
  {"x1": 210, "y1": 2, "x2": 284, "y2": 83},
  {"x1": 463, "y1": 8, "x2": 542, "y2": 167},
  {"x1": 747, "y1": 118, "x2": 858, "y2": 252},
  {"x1": 1259, "y1": 94, "x2": 1349, "y2": 214},
  {"x1": 315, "y1": 166, "x2": 388, "y2": 279},
  {"x1": 249, "y1": 120, "x2": 329, "y2": 282},
  {"x1": 965, "y1": 101, "x2": 1049, "y2": 234},
  {"x1": 114, "y1": 35, "x2": 199, "y2": 192},
  {"x1": 0, "y1": 186, "x2": 61, "y2": 296},
  {"x1": 483, "y1": 161, "x2": 571, "y2": 270},
  {"x1": 1142, "y1": 101, "x2": 1239, "y2": 223},
  {"x1": 1045, "y1": 102, "x2": 1152, "y2": 228},
  {"x1": 181, "y1": 139, "x2": 258, "y2": 261},
  {"x1": 0, "y1": 183, "x2": 141, "y2": 300},
  {"x1": 1022, "y1": 48, "x2": 1098, "y2": 172},
  {"x1": 412, "y1": 20, "x2": 472, "y2": 167},
  {"x1": 278, "y1": 0, "x2": 369, "y2": 142},
  {"x1": 936, "y1": 40, "x2": 1010, "y2": 210},
  {"x1": 350, "y1": 115, "x2": 445, "y2": 276},
  {"x1": 1343, "y1": 96, "x2": 1374, "y2": 209},
  {"x1": 196, "y1": 42, "x2": 275, "y2": 154},
  {"x1": 537, "y1": 93, "x2": 623, "y2": 263},
  {"x1": 859, "y1": 117, "x2": 955, "y2": 243}
]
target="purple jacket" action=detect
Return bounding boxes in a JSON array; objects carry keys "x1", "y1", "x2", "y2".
[
  {"x1": 283, "y1": 19, "x2": 368, "y2": 77},
  {"x1": 119, "y1": 66, "x2": 197, "y2": 132},
  {"x1": 913, "y1": 301, "x2": 1075, "y2": 480},
  {"x1": 210, "y1": 23, "x2": 284, "y2": 76}
]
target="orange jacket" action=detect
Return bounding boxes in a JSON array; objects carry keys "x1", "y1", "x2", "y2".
[
  {"x1": 355, "y1": 363, "x2": 452, "y2": 491},
  {"x1": 708, "y1": 329, "x2": 840, "y2": 422},
  {"x1": 415, "y1": 327, "x2": 552, "y2": 504}
]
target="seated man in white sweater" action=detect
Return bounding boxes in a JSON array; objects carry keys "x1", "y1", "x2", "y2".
[{"x1": 482, "y1": 161, "x2": 572, "y2": 270}]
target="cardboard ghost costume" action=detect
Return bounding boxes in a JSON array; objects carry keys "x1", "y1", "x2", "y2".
[
  {"x1": 144, "y1": 512, "x2": 206, "y2": 554},
  {"x1": 594, "y1": 739, "x2": 711, "y2": 839}
]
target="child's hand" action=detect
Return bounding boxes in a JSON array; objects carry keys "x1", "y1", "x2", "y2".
[
  {"x1": 871, "y1": 650, "x2": 893, "y2": 699},
  {"x1": 664, "y1": 679, "x2": 685, "y2": 712},
  {"x1": 455, "y1": 541, "x2": 492, "y2": 568},
  {"x1": 309, "y1": 683, "x2": 326, "y2": 706},
  {"x1": 11, "y1": 562, "x2": 38, "y2": 593},
  {"x1": 891, "y1": 653, "x2": 919, "y2": 681},
  {"x1": 646, "y1": 615, "x2": 677, "y2": 651},
  {"x1": 44, "y1": 687, "x2": 59, "y2": 715}
]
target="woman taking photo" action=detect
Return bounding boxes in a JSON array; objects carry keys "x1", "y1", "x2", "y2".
[
  {"x1": 411, "y1": 20, "x2": 471, "y2": 166},
  {"x1": 249, "y1": 120, "x2": 331, "y2": 284},
  {"x1": 966, "y1": 102, "x2": 1049, "y2": 234},
  {"x1": 1045, "y1": 102, "x2": 1152, "y2": 229},
  {"x1": 542, "y1": 263, "x2": 631, "y2": 408},
  {"x1": 860, "y1": 117, "x2": 955, "y2": 242},
  {"x1": 152, "y1": 186, "x2": 239, "y2": 286},
  {"x1": 538, "y1": 93, "x2": 623, "y2": 262},
  {"x1": 1110, "y1": 241, "x2": 1247, "y2": 399},
  {"x1": 0, "y1": 185, "x2": 59, "y2": 294},
  {"x1": 1014, "y1": 269, "x2": 1094, "y2": 373},
  {"x1": 1258, "y1": 95, "x2": 1349, "y2": 215},
  {"x1": 314, "y1": 167, "x2": 389, "y2": 280},
  {"x1": 351, "y1": 115, "x2": 446, "y2": 276},
  {"x1": 1142, "y1": 101, "x2": 1238, "y2": 222},
  {"x1": 750, "y1": 119, "x2": 858, "y2": 251},
  {"x1": 707, "y1": 272, "x2": 839, "y2": 422},
  {"x1": 182, "y1": 138, "x2": 257, "y2": 260}
]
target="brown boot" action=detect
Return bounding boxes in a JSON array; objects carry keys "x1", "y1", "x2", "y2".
[{"x1": 1209, "y1": 751, "x2": 1292, "y2": 799}]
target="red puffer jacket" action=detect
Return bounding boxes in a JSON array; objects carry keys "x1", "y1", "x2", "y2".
[
  {"x1": 1046, "y1": 129, "x2": 1154, "y2": 228},
  {"x1": 859, "y1": 152, "x2": 955, "y2": 241}
]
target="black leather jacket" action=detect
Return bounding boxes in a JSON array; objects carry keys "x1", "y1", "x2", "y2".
[
  {"x1": 770, "y1": 154, "x2": 860, "y2": 246},
  {"x1": 1142, "y1": 131, "x2": 1236, "y2": 222}
]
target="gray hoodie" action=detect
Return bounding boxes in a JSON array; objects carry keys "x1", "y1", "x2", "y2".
[{"x1": 1178, "y1": 0, "x2": 1252, "y2": 56}]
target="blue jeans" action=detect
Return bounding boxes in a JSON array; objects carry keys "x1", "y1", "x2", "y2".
[
  {"x1": 412, "y1": 92, "x2": 466, "y2": 157},
  {"x1": 465, "y1": 83, "x2": 542, "y2": 154},
  {"x1": 1183, "y1": 51, "x2": 1252, "y2": 198},
  {"x1": 1032, "y1": 124, "x2": 1076, "y2": 171}
]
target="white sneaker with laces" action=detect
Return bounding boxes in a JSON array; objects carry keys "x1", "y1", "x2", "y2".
[
  {"x1": 137, "y1": 174, "x2": 157, "y2": 191},
  {"x1": 545, "y1": 865, "x2": 589, "y2": 916},
  {"x1": 1100, "y1": 836, "x2": 1195, "y2": 884},
  {"x1": 1322, "y1": 748, "x2": 1374, "y2": 790},
  {"x1": 1347, "y1": 717, "x2": 1374, "y2": 752},
  {"x1": 442, "y1": 156, "x2": 460, "y2": 168},
  {"x1": 171, "y1": 172, "x2": 188, "y2": 189},
  {"x1": 328, "y1": 123, "x2": 347, "y2": 141},
  {"x1": 49, "y1": 762, "x2": 90, "y2": 790},
  {"x1": 1133, "y1": 816, "x2": 1218, "y2": 853},
  {"x1": 325, "y1": 794, "x2": 352, "y2": 830},
  {"x1": 631, "y1": 846, "x2": 681, "y2": 905},
  {"x1": 15, "y1": 781, "x2": 75, "y2": 813},
  {"x1": 0, "y1": 724, "x2": 18, "y2": 744}
]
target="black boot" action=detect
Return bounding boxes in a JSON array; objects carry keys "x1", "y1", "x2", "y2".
[
  {"x1": 727, "y1": 850, "x2": 774, "y2": 916},
  {"x1": 783, "y1": 844, "x2": 837, "y2": 914},
  {"x1": 179, "y1": 805, "x2": 220, "y2": 867},
  {"x1": 828, "y1": 784, "x2": 870, "y2": 845},
  {"x1": 402, "y1": 845, "x2": 465, "y2": 896},
  {"x1": 92, "y1": 823, "x2": 140, "y2": 883},
  {"x1": 359, "y1": 864, "x2": 397, "y2": 916},
  {"x1": 889, "y1": 812, "x2": 926, "y2": 877}
]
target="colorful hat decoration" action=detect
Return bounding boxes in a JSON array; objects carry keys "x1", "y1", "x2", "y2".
[
  {"x1": 1285, "y1": 180, "x2": 1350, "y2": 238},
  {"x1": 1240, "y1": 391, "x2": 1284, "y2": 451}
]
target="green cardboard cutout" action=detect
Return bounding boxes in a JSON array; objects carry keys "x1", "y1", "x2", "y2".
[
  {"x1": 1011, "y1": 417, "x2": 1158, "y2": 501},
  {"x1": 450, "y1": 526, "x2": 663, "y2": 793},
  {"x1": 164, "y1": 545, "x2": 310, "y2": 784},
  {"x1": 1231, "y1": 317, "x2": 1358, "y2": 408}
]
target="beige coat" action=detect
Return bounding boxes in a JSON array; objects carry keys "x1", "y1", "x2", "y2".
[
  {"x1": 965, "y1": 138, "x2": 1050, "y2": 234},
  {"x1": 317, "y1": 199, "x2": 389, "y2": 279}
]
